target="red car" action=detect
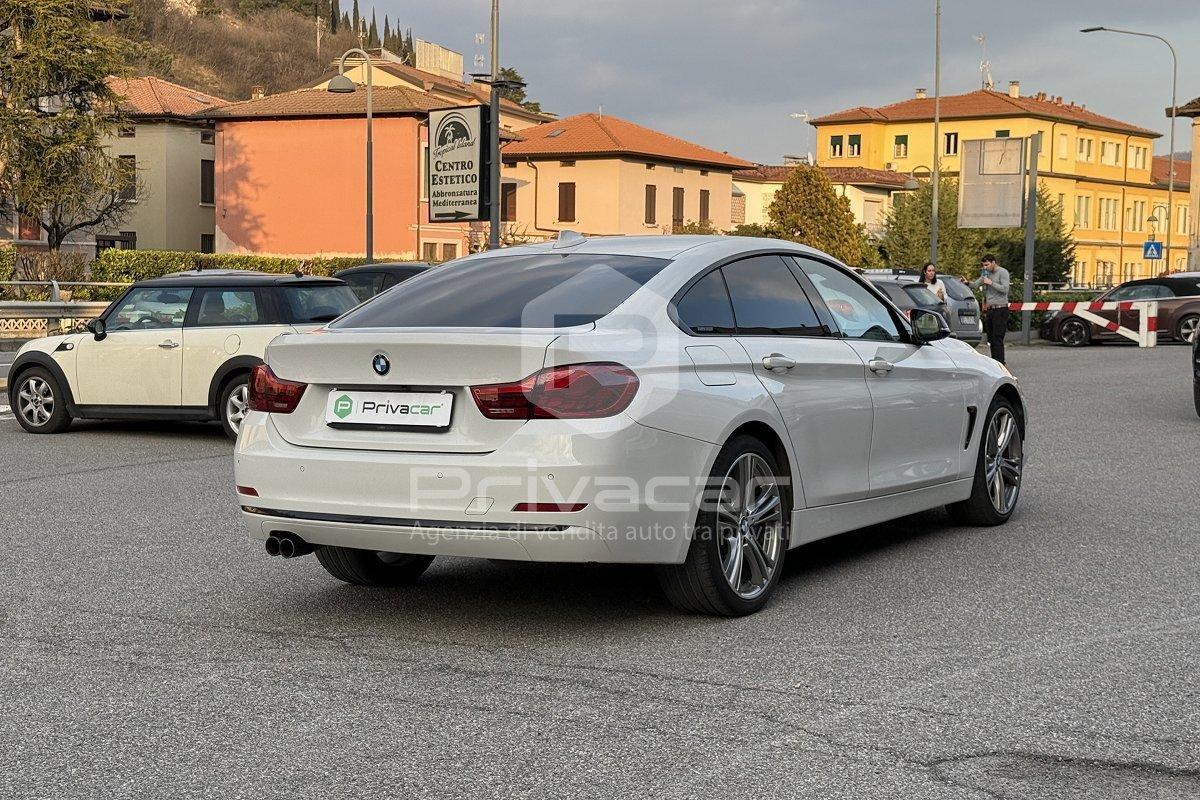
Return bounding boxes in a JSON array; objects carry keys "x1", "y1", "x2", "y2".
[{"x1": 1042, "y1": 277, "x2": 1200, "y2": 346}]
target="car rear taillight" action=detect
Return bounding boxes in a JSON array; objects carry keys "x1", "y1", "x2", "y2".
[
  {"x1": 247, "y1": 364, "x2": 307, "y2": 414},
  {"x1": 471, "y1": 362, "x2": 638, "y2": 420}
]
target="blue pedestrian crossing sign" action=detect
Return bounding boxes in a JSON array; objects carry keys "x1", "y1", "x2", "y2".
[{"x1": 1143, "y1": 240, "x2": 1163, "y2": 260}]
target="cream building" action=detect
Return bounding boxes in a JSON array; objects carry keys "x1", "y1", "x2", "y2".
[{"x1": 733, "y1": 164, "x2": 910, "y2": 237}]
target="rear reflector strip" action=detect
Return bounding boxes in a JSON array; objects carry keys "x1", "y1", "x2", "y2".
[
  {"x1": 512, "y1": 502, "x2": 588, "y2": 512},
  {"x1": 236, "y1": 485, "x2": 259, "y2": 496}
]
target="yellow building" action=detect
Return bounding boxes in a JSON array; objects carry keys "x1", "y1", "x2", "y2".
[{"x1": 811, "y1": 82, "x2": 1191, "y2": 286}]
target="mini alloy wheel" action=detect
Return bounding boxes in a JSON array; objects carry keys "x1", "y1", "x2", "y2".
[
  {"x1": 220, "y1": 376, "x2": 251, "y2": 440},
  {"x1": 12, "y1": 368, "x2": 71, "y2": 434}
]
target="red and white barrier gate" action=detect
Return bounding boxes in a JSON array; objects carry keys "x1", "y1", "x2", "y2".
[{"x1": 1007, "y1": 300, "x2": 1159, "y2": 347}]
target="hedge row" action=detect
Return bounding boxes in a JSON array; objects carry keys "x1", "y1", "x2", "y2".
[
  {"x1": 90, "y1": 249, "x2": 377, "y2": 283},
  {"x1": 0, "y1": 247, "x2": 14, "y2": 284}
]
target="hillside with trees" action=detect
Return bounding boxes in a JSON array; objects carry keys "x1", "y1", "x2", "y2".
[{"x1": 108, "y1": 0, "x2": 415, "y2": 101}]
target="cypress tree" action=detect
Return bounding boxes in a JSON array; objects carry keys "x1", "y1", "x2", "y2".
[
  {"x1": 368, "y1": 10, "x2": 378, "y2": 47},
  {"x1": 329, "y1": 0, "x2": 339, "y2": 33},
  {"x1": 351, "y1": 0, "x2": 360, "y2": 39}
]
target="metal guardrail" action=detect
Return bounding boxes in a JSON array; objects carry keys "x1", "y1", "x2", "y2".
[
  {"x1": 0, "y1": 279, "x2": 130, "y2": 300},
  {"x1": 0, "y1": 301, "x2": 112, "y2": 319}
]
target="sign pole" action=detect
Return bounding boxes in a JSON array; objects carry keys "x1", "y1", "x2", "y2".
[
  {"x1": 1021, "y1": 132, "x2": 1040, "y2": 345},
  {"x1": 487, "y1": 0, "x2": 501, "y2": 250}
]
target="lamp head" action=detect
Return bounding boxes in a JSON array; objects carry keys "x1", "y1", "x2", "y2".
[
  {"x1": 1080, "y1": 26, "x2": 1105, "y2": 33},
  {"x1": 327, "y1": 74, "x2": 357, "y2": 94}
]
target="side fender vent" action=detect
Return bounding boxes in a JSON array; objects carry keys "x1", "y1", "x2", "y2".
[{"x1": 964, "y1": 405, "x2": 978, "y2": 450}]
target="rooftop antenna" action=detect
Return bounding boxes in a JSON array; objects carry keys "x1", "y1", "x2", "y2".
[
  {"x1": 598, "y1": 103, "x2": 603, "y2": 119},
  {"x1": 789, "y1": 111, "x2": 813, "y2": 164},
  {"x1": 974, "y1": 34, "x2": 994, "y2": 90},
  {"x1": 473, "y1": 33, "x2": 486, "y2": 76}
]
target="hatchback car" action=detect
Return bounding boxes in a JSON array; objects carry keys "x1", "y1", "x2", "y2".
[
  {"x1": 1042, "y1": 277, "x2": 1200, "y2": 346},
  {"x1": 334, "y1": 262, "x2": 432, "y2": 302},
  {"x1": 8, "y1": 271, "x2": 359, "y2": 438},
  {"x1": 235, "y1": 236, "x2": 1025, "y2": 616}
]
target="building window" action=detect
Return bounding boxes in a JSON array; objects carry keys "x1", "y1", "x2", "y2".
[
  {"x1": 672, "y1": 187, "x2": 685, "y2": 230},
  {"x1": 1073, "y1": 195, "x2": 1091, "y2": 229},
  {"x1": 422, "y1": 242, "x2": 438, "y2": 261},
  {"x1": 994, "y1": 129, "x2": 1010, "y2": 139},
  {"x1": 1077, "y1": 137, "x2": 1093, "y2": 162},
  {"x1": 700, "y1": 169, "x2": 709, "y2": 176},
  {"x1": 1100, "y1": 141, "x2": 1121, "y2": 166},
  {"x1": 118, "y1": 155, "x2": 136, "y2": 201},
  {"x1": 829, "y1": 135, "x2": 843, "y2": 158},
  {"x1": 847, "y1": 134, "x2": 861, "y2": 157},
  {"x1": 645, "y1": 163, "x2": 655, "y2": 170},
  {"x1": 200, "y1": 159, "x2": 215, "y2": 205},
  {"x1": 500, "y1": 183, "x2": 517, "y2": 222},
  {"x1": 559, "y1": 160, "x2": 575, "y2": 167},
  {"x1": 1127, "y1": 200, "x2": 1145, "y2": 232},
  {"x1": 673, "y1": 166, "x2": 684, "y2": 174},
  {"x1": 442, "y1": 243, "x2": 457, "y2": 261},
  {"x1": 18, "y1": 213, "x2": 41, "y2": 241},
  {"x1": 95, "y1": 230, "x2": 136, "y2": 257},
  {"x1": 200, "y1": 130, "x2": 215, "y2": 145},
  {"x1": 893, "y1": 135, "x2": 908, "y2": 158},
  {"x1": 200, "y1": 233, "x2": 215, "y2": 253},
  {"x1": 118, "y1": 124, "x2": 135, "y2": 138},
  {"x1": 644, "y1": 184, "x2": 656, "y2": 225},
  {"x1": 1099, "y1": 197, "x2": 1119, "y2": 230},
  {"x1": 699, "y1": 189, "x2": 710, "y2": 224},
  {"x1": 1130, "y1": 146, "x2": 1147, "y2": 170},
  {"x1": 1178, "y1": 205, "x2": 1189, "y2": 236},
  {"x1": 943, "y1": 132, "x2": 958, "y2": 156},
  {"x1": 557, "y1": 182, "x2": 576, "y2": 222},
  {"x1": 1057, "y1": 133, "x2": 1068, "y2": 159}
]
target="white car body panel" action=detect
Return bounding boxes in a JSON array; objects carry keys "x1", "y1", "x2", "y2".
[{"x1": 181, "y1": 324, "x2": 297, "y2": 406}]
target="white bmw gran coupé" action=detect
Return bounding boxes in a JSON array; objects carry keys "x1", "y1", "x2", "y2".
[{"x1": 235, "y1": 235, "x2": 1025, "y2": 616}]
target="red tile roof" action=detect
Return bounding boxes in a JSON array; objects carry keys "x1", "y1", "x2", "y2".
[
  {"x1": 1152, "y1": 155, "x2": 1191, "y2": 190},
  {"x1": 813, "y1": 89, "x2": 1159, "y2": 137},
  {"x1": 735, "y1": 164, "x2": 910, "y2": 188},
  {"x1": 196, "y1": 85, "x2": 445, "y2": 120},
  {"x1": 1175, "y1": 97, "x2": 1200, "y2": 118},
  {"x1": 501, "y1": 113, "x2": 752, "y2": 169},
  {"x1": 107, "y1": 76, "x2": 226, "y2": 119}
]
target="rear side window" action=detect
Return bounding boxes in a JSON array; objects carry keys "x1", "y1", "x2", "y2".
[
  {"x1": 722, "y1": 255, "x2": 824, "y2": 336},
  {"x1": 281, "y1": 284, "x2": 359, "y2": 323},
  {"x1": 332, "y1": 253, "x2": 669, "y2": 329},
  {"x1": 676, "y1": 269, "x2": 735, "y2": 334},
  {"x1": 903, "y1": 284, "x2": 940, "y2": 307},
  {"x1": 194, "y1": 289, "x2": 261, "y2": 326}
]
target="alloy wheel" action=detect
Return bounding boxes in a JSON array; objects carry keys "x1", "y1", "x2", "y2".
[
  {"x1": 1060, "y1": 319, "x2": 1088, "y2": 346},
  {"x1": 226, "y1": 383, "x2": 249, "y2": 433},
  {"x1": 17, "y1": 376, "x2": 55, "y2": 427},
  {"x1": 1180, "y1": 316, "x2": 1199, "y2": 344},
  {"x1": 984, "y1": 408, "x2": 1023, "y2": 515},
  {"x1": 715, "y1": 453, "x2": 784, "y2": 600}
]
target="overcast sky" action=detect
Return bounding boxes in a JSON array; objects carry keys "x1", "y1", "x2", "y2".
[{"x1": 371, "y1": 0, "x2": 1200, "y2": 163}]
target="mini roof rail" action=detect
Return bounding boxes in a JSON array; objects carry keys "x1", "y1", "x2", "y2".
[{"x1": 553, "y1": 230, "x2": 586, "y2": 249}]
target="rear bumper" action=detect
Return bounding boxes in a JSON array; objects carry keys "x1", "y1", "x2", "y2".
[{"x1": 234, "y1": 411, "x2": 716, "y2": 564}]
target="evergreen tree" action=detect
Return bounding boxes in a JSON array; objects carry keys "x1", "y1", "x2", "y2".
[
  {"x1": 351, "y1": 0, "x2": 359, "y2": 39},
  {"x1": 382, "y1": 14, "x2": 390, "y2": 50},
  {"x1": 341, "y1": 11, "x2": 350, "y2": 31},
  {"x1": 329, "y1": 0, "x2": 339, "y2": 32},
  {"x1": 496, "y1": 66, "x2": 542, "y2": 113},
  {"x1": 766, "y1": 164, "x2": 873, "y2": 266},
  {"x1": 367, "y1": 10, "x2": 378, "y2": 47}
]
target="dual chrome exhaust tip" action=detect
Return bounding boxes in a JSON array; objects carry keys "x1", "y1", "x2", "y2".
[{"x1": 265, "y1": 532, "x2": 315, "y2": 559}]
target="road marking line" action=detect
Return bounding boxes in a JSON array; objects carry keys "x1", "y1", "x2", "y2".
[{"x1": 0, "y1": 404, "x2": 12, "y2": 419}]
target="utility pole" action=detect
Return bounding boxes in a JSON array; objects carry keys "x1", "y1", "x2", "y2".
[
  {"x1": 1021, "y1": 132, "x2": 1041, "y2": 344},
  {"x1": 487, "y1": 0, "x2": 501, "y2": 250},
  {"x1": 930, "y1": 0, "x2": 941, "y2": 268}
]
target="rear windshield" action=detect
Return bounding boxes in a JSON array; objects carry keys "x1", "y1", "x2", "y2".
[
  {"x1": 282, "y1": 284, "x2": 360, "y2": 323},
  {"x1": 903, "y1": 284, "x2": 941, "y2": 307},
  {"x1": 331, "y1": 253, "x2": 670, "y2": 329},
  {"x1": 942, "y1": 277, "x2": 975, "y2": 301}
]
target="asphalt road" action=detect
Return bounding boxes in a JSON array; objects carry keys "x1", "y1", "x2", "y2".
[{"x1": 2, "y1": 345, "x2": 1197, "y2": 799}]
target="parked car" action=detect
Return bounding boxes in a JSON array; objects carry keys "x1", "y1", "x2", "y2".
[
  {"x1": 860, "y1": 269, "x2": 982, "y2": 342},
  {"x1": 1041, "y1": 277, "x2": 1200, "y2": 346},
  {"x1": 235, "y1": 235, "x2": 1025, "y2": 616},
  {"x1": 864, "y1": 276, "x2": 945, "y2": 321},
  {"x1": 334, "y1": 262, "x2": 432, "y2": 302},
  {"x1": 7, "y1": 271, "x2": 359, "y2": 438},
  {"x1": 1194, "y1": 328, "x2": 1200, "y2": 417}
]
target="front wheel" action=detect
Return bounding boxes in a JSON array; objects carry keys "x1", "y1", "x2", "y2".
[
  {"x1": 1058, "y1": 317, "x2": 1091, "y2": 347},
  {"x1": 1176, "y1": 314, "x2": 1198, "y2": 345},
  {"x1": 219, "y1": 375, "x2": 250, "y2": 440},
  {"x1": 316, "y1": 546, "x2": 435, "y2": 586},
  {"x1": 11, "y1": 367, "x2": 72, "y2": 434},
  {"x1": 948, "y1": 397, "x2": 1024, "y2": 526},
  {"x1": 657, "y1": 435, "x2": 789, "y2": 616}
]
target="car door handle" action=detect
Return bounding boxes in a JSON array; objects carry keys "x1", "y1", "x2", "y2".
[
  {"x1": 762, "y1": 354, "x2": 796, "y2": 373},
  {"x1": 158, "y1": 339, "x2": 180, "y2": 349},
  {"x1": 868, "y1": 357, "x2": 893, "y2": 374}
]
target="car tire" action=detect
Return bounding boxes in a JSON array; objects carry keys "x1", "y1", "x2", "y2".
[
  {"x1": 315, "y1": 546, "x2": 435, "y2": 587},
  {"x1": 1194, "y1": 379, "x2": 1200, "y2": 419},
  {"x1": 1175, "y1": 314, "x2": 1199, "y2": 345},
  {"x1": 947, "y1": 396, "x2": 1023, "y2": 527},
  {"x1": 656, "y1": 435, "x2": 789, "y2": 616},
  {"x1": 11, "y1": 367, "x2": 72, "y2": 434},
  {"x1": 1057, "y1": 317, "x2": 1091, "y2": 347},
  {"x1": 218, "y1": 373, "x2": 250, "y2": 440}
]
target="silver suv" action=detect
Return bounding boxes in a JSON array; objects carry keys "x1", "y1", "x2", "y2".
[{"x1": 860, "y1": 269, "x2": 982, "y2": 342}]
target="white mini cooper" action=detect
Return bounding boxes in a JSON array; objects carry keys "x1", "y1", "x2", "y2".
[{"x1": 7, "y1": 271, "x2": 359, "y2": 438}]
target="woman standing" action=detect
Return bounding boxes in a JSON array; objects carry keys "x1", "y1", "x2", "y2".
[{"x1": 919, "y1": 262, "x2": 948, "y2": 304}]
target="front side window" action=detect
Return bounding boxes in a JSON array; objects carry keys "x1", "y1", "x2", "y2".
[
  {"x1": 676, "y1": 269, "x2": 735, "y2": 335},
  {"x1": 281, "y1": 284, "x2": 359, "y2": 324},
  {"x1": 722, "y1": 255, "x2": 824, "y2": 336},
  {"x1": 332, "y1": 254, "x2": 669, "y2": 329},
  {"x1": 796, "y1": 258, "x2": 900, "y2": 341},
  {"x1": 107, "y1": 287, "x2": 192, "y2": 331},
  {"x1": 194, "y1": 289, "x2": 261, "y2": 326}
]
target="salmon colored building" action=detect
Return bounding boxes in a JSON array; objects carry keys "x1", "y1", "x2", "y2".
[{"x1": 201, "y1": 86, "x2": 472, "y2": 262}]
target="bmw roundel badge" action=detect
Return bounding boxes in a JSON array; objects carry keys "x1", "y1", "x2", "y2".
[{"x1": 372, "y1": 353, "x2": 390, "y2": 376}]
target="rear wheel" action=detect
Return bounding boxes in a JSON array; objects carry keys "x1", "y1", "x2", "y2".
[
  {"x1": 948, "y1": 397, "x2": 1023, "y2": 526},
  {"x1": 1176, "y1": 314, "x2": 1198, "y2": 345},
  {"x1": 12, "y1": 367, "x2": 71, "y2": 434},
  {"x1": 1058, "y1": 317, "x2": 1091, "y2": 347},
  {"x1": 657, "y1": 435, "x2": 788, "y2": 616},
  {"x1": 316, "y1": 546, "x2": 435, "y2": 586},
  {"x1": 219, "y1": 374, "x2": 250, "y2": 440}
]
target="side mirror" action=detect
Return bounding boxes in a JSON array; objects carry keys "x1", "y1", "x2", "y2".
[
  {"x1": 910, "y1": 308, "x2": 950, "y2": 343},
  {"x1": 86, "y1": 318, "x2": 107, "y2": 341}
]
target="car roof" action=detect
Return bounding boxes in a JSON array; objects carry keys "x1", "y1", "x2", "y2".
[
  {"x1": 334, "y1": 262, "x2": 432, "y2": 277},
  {"x1": 137, "y1": 271, "x2": 346, "y2": 288}
]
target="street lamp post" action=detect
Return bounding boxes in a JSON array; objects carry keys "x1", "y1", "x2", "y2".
[
  {"x1": 327, "y1": 49, "x2": 374, "y2": 264},
  {"x1": 1081, "y1": 26, "x2": 1178, "y2": 271},
  {"x1": 931, "y1": 0, "x2": 942, "y2": 268}
]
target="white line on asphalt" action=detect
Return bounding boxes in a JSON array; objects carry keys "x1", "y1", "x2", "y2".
[{"x1": 0, "y1": 404, "x2": 11, "y2": 419}]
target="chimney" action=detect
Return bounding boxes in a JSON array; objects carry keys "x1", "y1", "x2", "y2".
[
  {"x1": 915, "y1": 88, "x2": 927, "y2": 100},
  {"x1": 1008, "y1": 80, "x2": 1020, "y2": 98},
  {"x1": 250, "y1": 85, "x2": 266, "y2": 100}
]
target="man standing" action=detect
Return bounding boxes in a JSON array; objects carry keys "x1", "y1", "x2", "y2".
[{"x1": 972, "y1": 254, "x2": 1011, "y2": 364}]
